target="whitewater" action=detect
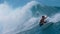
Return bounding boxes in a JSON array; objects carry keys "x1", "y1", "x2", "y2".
[{"x1": 0, "y1": 1, "x2": 60, "y2": 34}]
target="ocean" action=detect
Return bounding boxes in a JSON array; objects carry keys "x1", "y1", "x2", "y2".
[
  {"x1": 17, "y1": 1, "x2": 60, "y2": 34},
  {"x1": 0, "y1": 1, "x2": 60, "y2": 34}
]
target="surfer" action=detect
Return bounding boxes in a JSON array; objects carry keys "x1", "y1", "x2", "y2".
[{"x1": 39, "y1": 16, "x2": 47, "y2": 26}]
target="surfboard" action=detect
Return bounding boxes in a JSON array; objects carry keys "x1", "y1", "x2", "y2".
[{"x1": 40, "y1": 22, "x2": 53, "y2": 30}]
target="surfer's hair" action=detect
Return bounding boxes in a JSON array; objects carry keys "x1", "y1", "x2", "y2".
[{"x1": 42, "y1": 16, "x2": 45, "y2": 18}]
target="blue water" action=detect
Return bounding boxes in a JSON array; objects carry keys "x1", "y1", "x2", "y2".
[
  {"x1": 0, "y1": 1, "x2": 60, "y2": 34},
  {"x1": 16, "y1": 1, "x2": 60, "y2": 34},
  {"x1": 17, "y1": 22, "x2": 60, "y2": 34}
]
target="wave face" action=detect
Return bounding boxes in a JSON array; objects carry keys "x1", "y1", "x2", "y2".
[
  {"x1": 16, "y1": 1, "x2": 60, "y2": 34},
  {"x1": 0, "y1": 1, "x2": 60, "y2": 34}
]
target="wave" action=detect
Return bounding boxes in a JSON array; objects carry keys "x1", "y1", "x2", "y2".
[{"x1": 0, "y1": 0, "x2": 60, "y2": 34}]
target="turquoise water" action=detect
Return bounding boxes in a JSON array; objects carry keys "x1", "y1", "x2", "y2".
[
  {"x1": 0, "y1": 1, "x2": 60, "y2": 34},
  {"x1": 17, "y1": 1, "x2": 60, "y2": 34},
  {"x1": 17, "y1": 22, "x2": 60, "y2": 34}
]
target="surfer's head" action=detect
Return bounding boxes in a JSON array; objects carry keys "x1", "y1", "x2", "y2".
[
  {"x1": 42, "y1": 15, "x2": 47, "y2": 19},
  {"x1": 42, "y1": 16, "x2": 45, "y2": 18},
  {"x1": 42, "y1": 16, "x2": 47, "y2": 19}
]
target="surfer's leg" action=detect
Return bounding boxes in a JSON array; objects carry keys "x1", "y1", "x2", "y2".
[
  {"x1": 39, "y1": 23, "x2": 43, "y2": 26},
  {"x1": 44, "y1": 22, "x2": 46, "y2": 23},
  {"x1": 40, "y1": 24, "x2": 43, "y2": 26}
]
